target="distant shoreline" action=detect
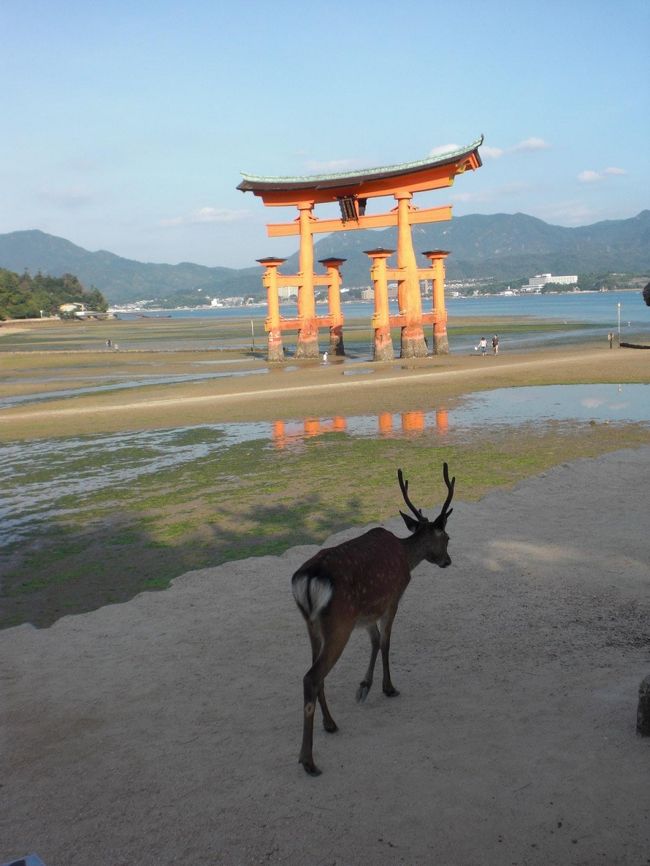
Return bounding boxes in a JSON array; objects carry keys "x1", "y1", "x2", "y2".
[{"x1": 108, "y1": 286, "x2": 645, "y2": 315}]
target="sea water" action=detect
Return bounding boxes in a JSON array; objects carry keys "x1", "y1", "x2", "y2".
[
  {"x1": 116, "y1": 290, "x2": 649, "y2": 353},
  {"x1": 117, "y1": 290, "x2": 648, "y2": 327}
]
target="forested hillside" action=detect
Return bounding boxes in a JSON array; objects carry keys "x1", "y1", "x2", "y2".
[
  {"x1": 0, "y1": 230, "x2": 259, "y2": 304},
  {"x1": 0, "y1": 268, "x2": 107, "y2": 320}
]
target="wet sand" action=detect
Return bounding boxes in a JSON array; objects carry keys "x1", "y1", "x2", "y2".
[{"x1": 1, "y1": 342, "x2": 648, "y2": 440}]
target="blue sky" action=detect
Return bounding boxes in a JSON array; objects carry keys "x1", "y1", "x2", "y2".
[{"x1": 2, "y1": 0, "x2": 648, "y2": 268}]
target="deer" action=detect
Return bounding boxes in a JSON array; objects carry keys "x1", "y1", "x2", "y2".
[{"x1": 291, "y1": 463, "x2": 455, "y2": 775}]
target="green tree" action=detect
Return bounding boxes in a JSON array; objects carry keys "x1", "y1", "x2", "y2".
[{"x1": 0, "y1": 268, "x2": 108, "y2": 320}]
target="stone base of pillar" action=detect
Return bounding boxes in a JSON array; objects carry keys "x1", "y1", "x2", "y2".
[
  {"x1": 638, "y1": 674, "x2": 650, "y2": 736},
  {"x1": 295, "y1": 334, "x2": 320, "y2": 358},
  {"x1": 329, "y1": 326, "x2": 345, "y2": 356},
  {"x1": 267, "y1": 330, "x2": 284, "y2": 362},
  {"x1": 433, "y1": 330, "x2": 450, "y2": 355},
  {"x1": 400, "y1": 325, "x2": 428, "y2": 359},
  {"x1": 373, "y1": 328, "x2": 394, "y2": 361},
  {"x1": 295, "y1": 319, "x2": 320, "y2": 358}
]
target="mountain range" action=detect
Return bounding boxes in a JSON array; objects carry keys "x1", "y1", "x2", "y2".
[{"x1": 1, "y1": 210, "x2": 648, "y2": 305}]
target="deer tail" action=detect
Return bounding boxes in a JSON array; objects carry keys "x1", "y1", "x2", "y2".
[{"x1": 291, "y1": 570, "x2": 333, "y2": 622}]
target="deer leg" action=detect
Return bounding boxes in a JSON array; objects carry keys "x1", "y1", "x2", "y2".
[
  {"x1": 307, "y1": 622, "x2": 337, "y2": 733},
  {"x1": 379, "y1": 606, "x2": 400, "y2": 697},
  {"x1": 299, "y1": 620, "x2": 353, "y2": 777},
  {"x1": 356, "y1": 624, "x2": 380, "y2": 702}
]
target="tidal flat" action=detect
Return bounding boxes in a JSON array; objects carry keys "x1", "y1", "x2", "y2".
[{"x1": 1, "y1": 316, "x2": 648, "y2": 629}]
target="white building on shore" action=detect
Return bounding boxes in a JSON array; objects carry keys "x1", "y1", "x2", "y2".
[{"x1": 524, "y1": 273, "x2": 578, "y2": 292}]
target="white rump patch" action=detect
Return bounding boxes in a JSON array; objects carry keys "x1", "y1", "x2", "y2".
[{"x1": 292, "y1": 575, "x2": 333, "y2": 621}]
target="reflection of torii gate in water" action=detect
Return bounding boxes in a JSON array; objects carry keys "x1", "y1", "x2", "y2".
[
  {"x1": 271, "y1": 409, "x2": 450, "y2": 449},
  {"x1": 238, "y1": 137, "x2": 483, "y2": 361}
]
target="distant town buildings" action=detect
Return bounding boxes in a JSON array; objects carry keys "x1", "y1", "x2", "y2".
[
  {"x1": 524, "y1": 273, "x2": 578, "y2": 292},
  {"x1": 277, "y1": 285, "x2": 298, "y2": 300},
  {"x1": 210, "y1": 296, "x2": 249, "y2": 306},
  {"x1": 358, "y1": 285, "x2": 398, "y2": 301},
  {"x1": 59, "y1": 301, "x2": 110, "y2": 319},
  {"x1": 267, "y1": 271, "x2": 580, "y2": 305}
]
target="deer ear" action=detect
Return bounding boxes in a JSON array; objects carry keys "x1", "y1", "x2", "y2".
[
  {"x1": 433, "y1": 508, "x2": 453, "y2": 529},
  {"x1": 400, "y1": 510, "x2": 420, "y2": 532}
]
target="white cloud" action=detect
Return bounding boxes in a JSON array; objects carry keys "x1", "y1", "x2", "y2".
[
  {"x1": 481, "y1": 145, "x2": 505, "y2": 159},
  {"x1": 160, "y1": 207, "x2": 249, "y2": 227},
  {"x1": 511, "y1": 137, "x2": 551, "y2": 152},
  {"x1": 535, "y1": 200, "x2": 600, "y2": 225},
  {"x1": 451, "y1": 182, "x2": 530, "y2": 205},
  {"x1": 577, "y1": 166, "x2": 627, "y2": 183},
  {"x1": 429, "y1": 143, "x2": 460, "y2": 157},
  {"x1": 476, "y1": 137, "x2": 550, "y2": 160},
  {"x1": 451, "y1": 191, "x2": 478, "y2": 203},
  {"x1": 577, "y1": 170, "x2": 602, "y2": 184}
]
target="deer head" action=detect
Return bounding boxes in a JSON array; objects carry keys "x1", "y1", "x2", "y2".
[{"x1": 397, "y1": 463, "x2": 455, "y2": 566}]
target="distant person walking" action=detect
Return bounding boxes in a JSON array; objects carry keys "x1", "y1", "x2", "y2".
[
  {"x1": 479, "y1": 337, "x2": 487, "y2": 356},
  {"x1": 608, "y1": 332, "x2": 614, "y2": 349},
  {"x1": 492, "y1": 334, "x2": 499, "y2": 355}
]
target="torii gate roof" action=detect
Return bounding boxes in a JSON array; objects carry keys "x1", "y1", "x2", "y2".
[{"x1": 238, "y1": 136, "x2": 483, "y2": 204}]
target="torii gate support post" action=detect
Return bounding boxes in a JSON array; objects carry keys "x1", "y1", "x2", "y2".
[
  {"x1": 396, "y1": 192, "x2": 428, "y2": 359},
  {"x1": 257, "y1": 257, "x2": 285, "y2": 362},
  {"x1": 319, "y1": 257, "x2": 346, "y2": 356},
  {"x1": 366, "y1": 248, "x2": 395, "y2": 361},
  {"x1": 423, "y1": 250, "x2": 450, "y2": 354},
  {"x1": 296, "y1": 202, "x2": 319, "y2": 359}
]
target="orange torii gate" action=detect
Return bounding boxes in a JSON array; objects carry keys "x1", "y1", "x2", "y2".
[{"x1": 238, "y1": 137, "x2": 483, "y2": 361}]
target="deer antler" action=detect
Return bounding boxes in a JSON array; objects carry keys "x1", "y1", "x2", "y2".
[
  {"x1": 397, "y1": 468, "x2": 424, "y2": 521},
  {"x1": 438, "y1": 462, "x2": 455, "y2": 522}
]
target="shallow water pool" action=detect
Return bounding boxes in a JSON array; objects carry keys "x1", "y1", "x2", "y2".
[{"x1": 1, "y1": 383, "x2": 647, "y2": 547}]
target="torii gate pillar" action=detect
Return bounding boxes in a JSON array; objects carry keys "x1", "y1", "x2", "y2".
[
  {"x1": 257, "y1": 257, "x2": 285, "y2": 362},
  {"x1": 319, "y1": 257, "x2": 346, "y2": 356},
  {"x1": 366, "y1": 248, "x2": 395, "y2": 361},
  {"x1": 295, "y1": 202, "x2": 319, "y2": 359},
  {"x1": 396, "y1": 192, "x2": 428, "y2": 358},
  {"x1": 423, "y1": 250, "x2": 450, "y2": 354}
]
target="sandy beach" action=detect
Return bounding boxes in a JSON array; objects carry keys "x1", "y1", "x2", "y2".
[
  {"x1": 1, "y1": 322, "x2": 649, "y2": 864},
  {"x1": 1, "y1": 447, "x2": 649, "y2": 865}
]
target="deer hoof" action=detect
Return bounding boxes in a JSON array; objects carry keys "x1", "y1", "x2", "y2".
[
  {"x1": 300, "y1": 758, "x2": 322, "y2": 777},
  {"x1": 356, "y1": 681, "x2": 371, "y2": 702},
  {"x1": 323, "y1": 718, "x2": 338, "y2": 733},
  {"x1": 383, "y1": 686, "x2": 400, "y2": 697}
]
